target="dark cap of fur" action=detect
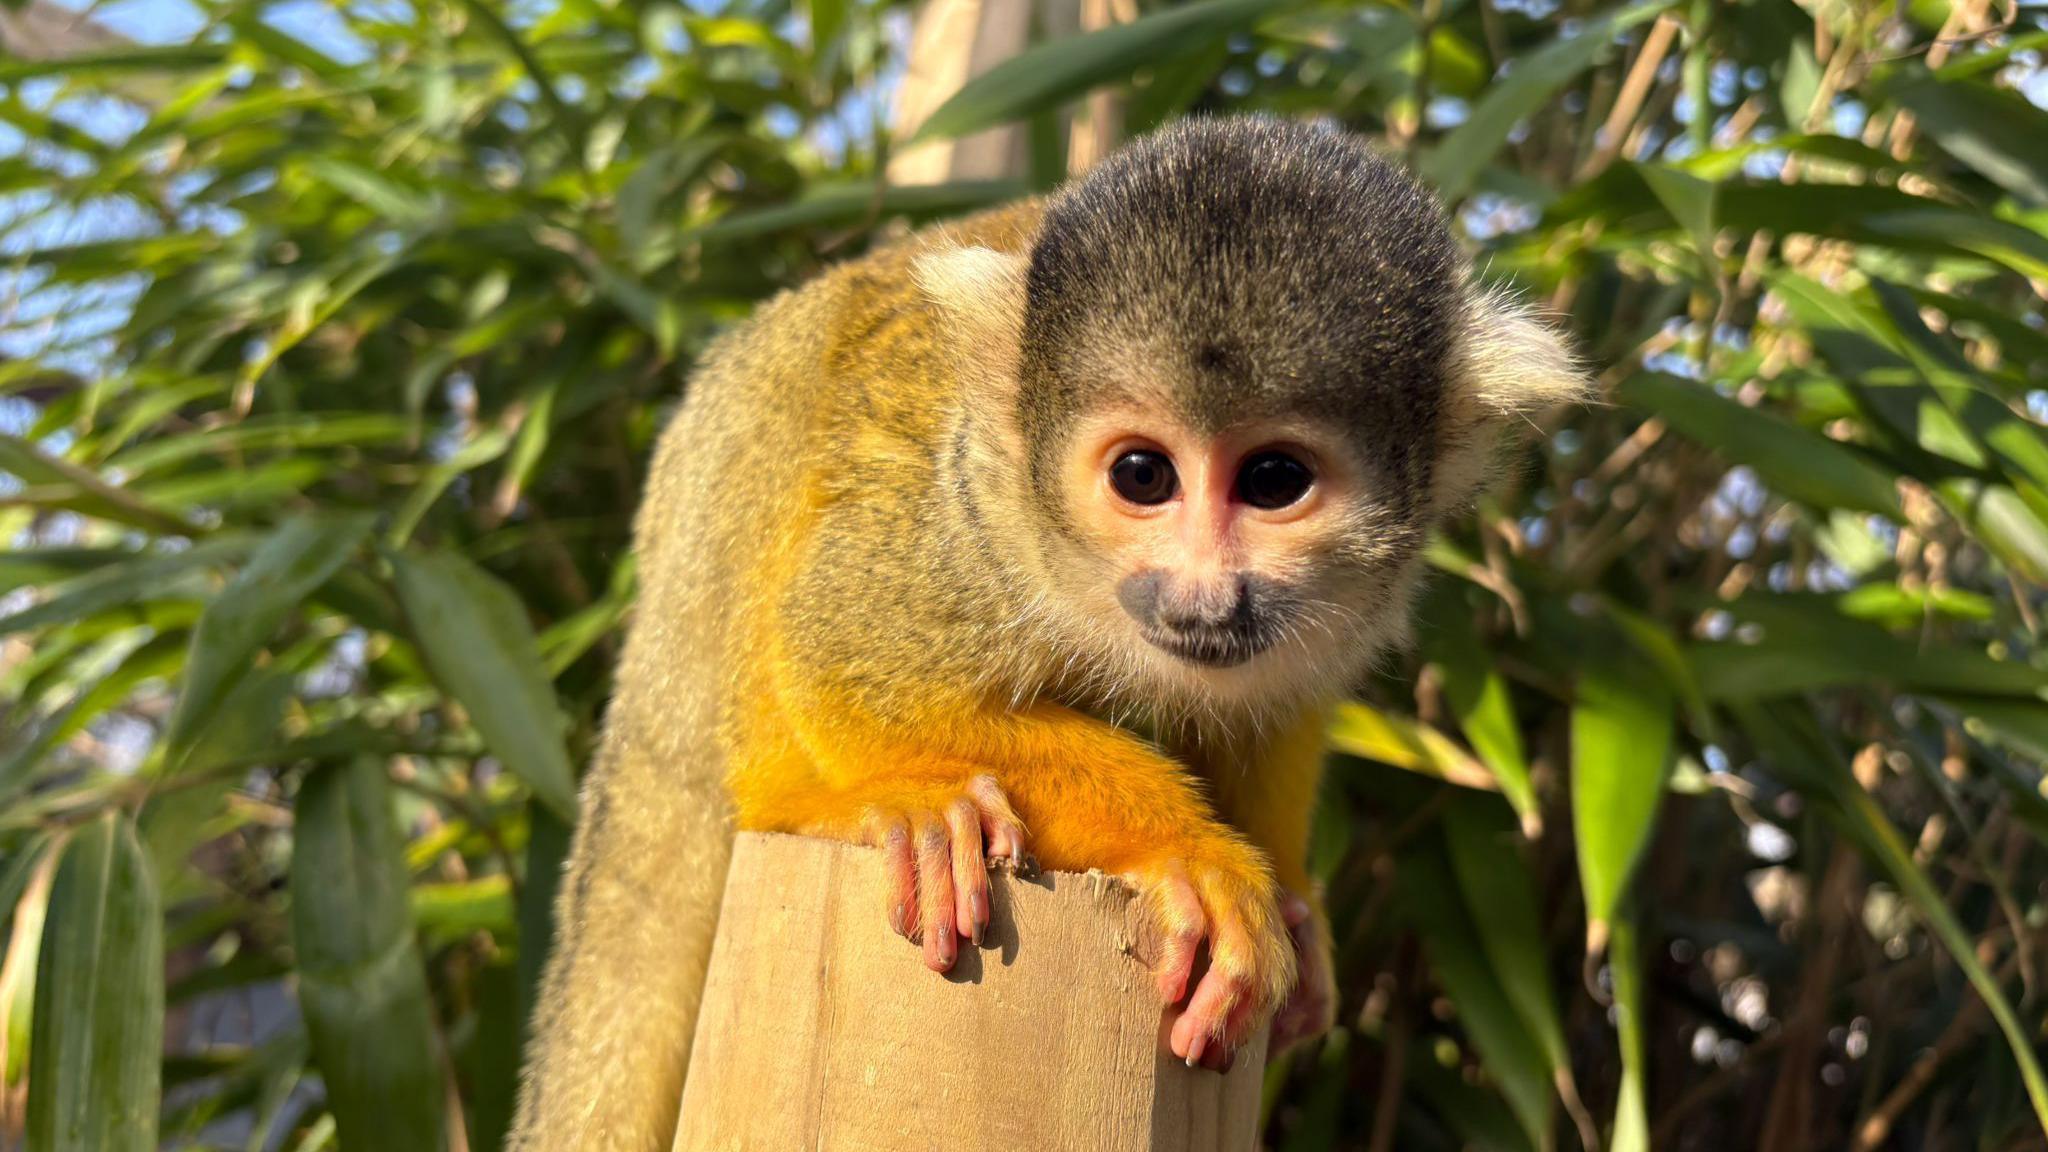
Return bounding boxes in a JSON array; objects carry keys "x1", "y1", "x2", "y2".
[{"x1": 1018, "y1": 115, "x2": 1462, "y2": 506}]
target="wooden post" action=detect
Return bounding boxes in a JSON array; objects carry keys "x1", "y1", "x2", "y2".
[{"x1": 674, "y1": 833, "x2": 1268, "y2": 1151}]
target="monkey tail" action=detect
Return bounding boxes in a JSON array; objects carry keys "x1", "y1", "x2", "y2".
[{"x1": 507, "y1": 669, "x2": 735, "y2": 1152}]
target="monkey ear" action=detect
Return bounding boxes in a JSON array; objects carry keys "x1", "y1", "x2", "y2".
[
  {"x1": 913, "y1": 243, "x2": 1030, "y2": 394},
  {"x1": 1446, "y1": 283, "x2": 1595, "y2": 421},
  {"x1": 1433, "y1": 283, "x2": 1596, "y2": 511}
]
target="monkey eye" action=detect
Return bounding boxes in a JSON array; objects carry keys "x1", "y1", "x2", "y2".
[
  {"x1": 1237, "y1": 451, "x2": 1314, "y2": 510},
  {"x1": 1109, "y1": 450, "x2": 1178, "y2": 505}
]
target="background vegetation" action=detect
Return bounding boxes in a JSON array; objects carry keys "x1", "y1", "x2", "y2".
[{"x1": 4, "y1": 0, "x2": 2048, "y2": 1148}]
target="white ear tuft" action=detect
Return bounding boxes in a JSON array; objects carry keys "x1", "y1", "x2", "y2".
[
  {"x1": 1429, "y1": 281, "x2": 1595, "y2": 515},
  {"x1": 1449, "y1": 283, "x2": 1596, "y2": 419}
]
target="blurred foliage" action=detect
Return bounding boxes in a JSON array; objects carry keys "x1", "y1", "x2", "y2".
[{"x1": 5, "y1": 0, "x2": 2048, "y2": 1149}]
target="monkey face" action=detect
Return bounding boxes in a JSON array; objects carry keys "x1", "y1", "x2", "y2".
[{"x1": 1032, "y1": 402, "x2": 1421, "y2": 700}]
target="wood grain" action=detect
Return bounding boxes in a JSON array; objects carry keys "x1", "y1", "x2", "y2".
[{"x1": 674, "y1": 832, "x2": 1267, "y2": 1152}]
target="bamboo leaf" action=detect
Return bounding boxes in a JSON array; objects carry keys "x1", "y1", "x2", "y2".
[
  {"x1": 389, "y1": 550, "x2": 579, "y2": 821},
  {"x1": 0, "y1": 434, "x2": 201, "y2": 536},
  {"x1": 1616, "y1": 373, "x2": 1902, "y2": 516},
  {"x1": 1572, "y1": 653, "x2": 1674, "y2": 953},
  {"x1": 906, "y1": 0, "x2": 1277, "y2": 144},
  {"x1": 0, "y1": 534, "x2": 255, "y2": 638},
  {"x1": 1882, "y1": 73, "x2": 2048, "y2": 206},
  {"x1": 165, "y1": 514, "x2": 372, "y2": 763},
  {"x1": 1442, "y1": 794, "x2": 1568, "y2": 1076},
  {"x1": 26, "y1": 813, "x2": 163, "y2": 1152},
  {"x1": 1690, "y1": 593, "x2": 2048, "y2": 700},
  {"x1": 1398, "y1": 833, "x2": 1556, "y2": 1146},
  {"x1": 694, "y1": 179, "x2": 1026, "y2": 243},
  {"x1": 1328, "y1": 701, "x2": 1500, "y2": 792},
  {"x1": 1607, "y1": 915, "x2": 1651, "y2": 1152},
  {"x1": 1422, "y1": 588, "x2": 1540, "y2": 833},
  {"x1": 290, "y1": 759, "x2": 445, "y2": 1152}
]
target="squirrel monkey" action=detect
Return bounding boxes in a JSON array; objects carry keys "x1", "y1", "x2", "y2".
[{"x1": 511, "y1": 115, "x2": 1588, "y2": 1151}]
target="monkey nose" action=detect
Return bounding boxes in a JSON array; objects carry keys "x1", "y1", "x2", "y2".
[{"x1": 1155, "y1": 574, "x2": 1252, "y2": 634}]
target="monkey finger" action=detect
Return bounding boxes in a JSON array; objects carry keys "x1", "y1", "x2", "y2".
[
  {"x1": 1170, "y1": 918, "x2": 1255, "y2": 1065},
  {"x1": 1193, "y1": 993, "x2": 1261, "y2": 1071},
  {"x1": 1149, "y1": 862, "x2": 1207, "y2": 1005},
  {"x1": 872, "y1": 816, "x2": 915, "y2": 939},
  {"x1": 966, "y1": 775, "x2": 1029, "y2": 869},
  {"x1": 914, "y1": 817, "x2": 957, "y2": 972},
  {"x1": 944, "y1": 799, "x2": 989, "y2": 946}
]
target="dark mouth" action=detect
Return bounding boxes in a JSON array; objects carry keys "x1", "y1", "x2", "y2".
[{"x1": 1145, "y1": 629, "x2": 1269, "y2": 669}]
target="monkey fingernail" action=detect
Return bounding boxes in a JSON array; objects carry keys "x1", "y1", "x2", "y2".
[
  {"x1": 891, "y1": 902, "x2": 910, "y2": 937},
  {"x1": 970, "y1": 892, "x2": 988, "y2": 944}
]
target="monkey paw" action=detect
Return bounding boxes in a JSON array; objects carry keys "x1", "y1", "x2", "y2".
[
  {"x1": 865, "y1": 775, "x2": 1028, "y2": 974},
  {"x1": 1136, "y1": 849, "x2": 1295, "y2": 1070},
  {"x1": 1269, "y1": 892, "x2": 1336, "y2": 1052}
]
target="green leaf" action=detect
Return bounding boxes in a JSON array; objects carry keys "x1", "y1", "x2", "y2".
[
  {"x1": 1327, "y1": 701, "x2": 1500, "y2": 792},
  {"x1": 694, "y1": 179, "x2": 1027, "y2": 243},
  {"x1": 906, "y1": 0, "x2": 1278, "y2": 144},
  {"x1": 464, "y1": 961, "x2": 524, "y2": 1152},
  {"x1": 1883, "y1": 74, "x2": 2048, "y2": 206},
  {"x1": 165, "y1": 514, "x2": 372, "y2": 763},
  {"x1": 1689, "y1": 593, "x2": 2048, "y2": 700},
  {"x1": 27, "y1": 813, "x2": 163, "y2": 1152},
  {"x1": 1441, "y1": 794, "x2": 1569, "y2": 1076},
  {"x1": 1607, "y1": 915, "x2": 1651, "y2": 1152},
  {"x1": 302, "y1": 160, "x2": 438, "y2": 227},
  {"x1": 0, "y1": 43, "x2": 228, "y2": 83},
  {"x1": 1572, "y1": 652, "x2": 1674, "y2": 952},
  {"x1": 389, "y1": 550, "x2": 579, "y2": 821},
  {"x1": 1398, "y1": 833, "x2": 1555, "y2": 1146},
  {"x1": 0, "y1": 534, "x2": 256, "y2": 638},
  {"x1": 1616, "y1": 373, "x2": 1902, "y2": 516},
  {"x1": 290, "y1": 759, "x2": 446, "y2": 1152},
  {"x1": 1639, "y1": 164, "x2": 1719, "y2": 258},
  {"x1": 1421, "y1": 587, "x2": 1539, "y2": 832},
  {"x1": 516, "y1": 801, "x2": 573, "y2": 1033},
  {"x1": 0, "y1": 549, "x2": 129, "y2": 597},
  {"x1": 1423, "y1": 0, "x2": 1676, "y2": 200},
  {"x1": 142, "y1": 668, "x2": 295, "y2": 891},
  {"x1": 0, "y1": 434, "x2": 201, "y2": 536}
]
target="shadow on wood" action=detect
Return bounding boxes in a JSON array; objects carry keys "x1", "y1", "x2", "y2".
[{"x1": 674, "y1": 832, "x2": 1268, "y2": 1151}]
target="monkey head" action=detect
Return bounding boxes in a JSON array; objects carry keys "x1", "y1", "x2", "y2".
[{"x1": 918, "y1": 115, "x2": 1589, "y2": 714}]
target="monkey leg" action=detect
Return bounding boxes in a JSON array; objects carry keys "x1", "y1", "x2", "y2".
[
  {"x1": 730, "y1": 700, "x2": 1297, "y2": 1065},
  {"x1": 1208, "y1": 707, "x2": 1337, "y2": 1054},
  {"x1": 1270, "y1": 890, "x2": 1337, "y2": 1051}
]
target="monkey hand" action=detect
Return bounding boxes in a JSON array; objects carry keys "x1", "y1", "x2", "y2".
[
  {"x1": 1269, "y1": 891, "x2": 1336, "y2": 1051},
  {"x1": 864, "y1": 775, "x2": 1028, "y2": 974},
  {"x1": 1136, "y1": 844, "x2": 1296, "y2": 1070}
]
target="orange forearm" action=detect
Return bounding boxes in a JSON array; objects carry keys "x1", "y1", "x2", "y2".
[{"x1": 731, "y1": 698, "x2": 1256, "y2": 878}]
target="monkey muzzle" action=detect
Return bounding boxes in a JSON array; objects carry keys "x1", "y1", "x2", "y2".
[{"x1": 1116, "y1": 570, "x2": 1282, "y2": 668}]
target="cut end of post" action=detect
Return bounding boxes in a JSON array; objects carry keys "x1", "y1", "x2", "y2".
[{"x1": 675, "y1": 832, "x2": 1269, "y2": 1152}]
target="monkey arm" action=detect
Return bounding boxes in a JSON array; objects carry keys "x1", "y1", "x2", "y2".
[{"x1": 726, "y1": 684, "x2": 1297, "y2": 1064}]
